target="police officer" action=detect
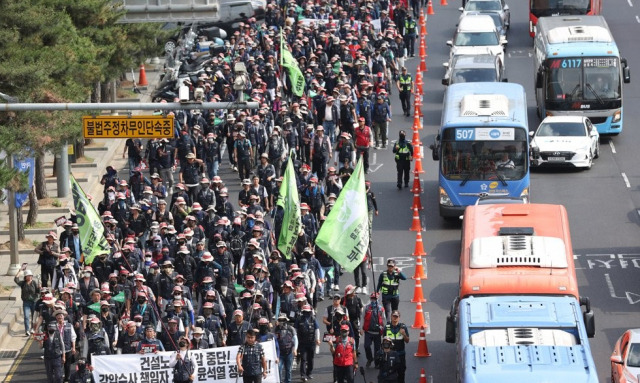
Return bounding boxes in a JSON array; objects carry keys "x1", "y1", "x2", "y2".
[
  {"x1": 275, "y1": 314, "x2": 298, "y2": 383},
  {"x1": 328, "y1": 324, "x2": 358, "y2": 383},
  {"x1": 41, "y1": 321, "x2": 65, "y2": 383},
  {"x1": 384, "y1": 311, "x2": 410, "y2": 383},
  {"x1": 376, "y1": 336, "x2": 401, "y2": 383},
  {"x1": 236, "y1": 329, "x2": 268, "y2": 383},
  {"x1": 377, "y1": 259, "x2": 407, "y2": 321},
  {"x1": 396, "y1": 68, "x2": 413, "y2": 116},
  {"x1": 404, "y1": 15, "x2": 417, "y2": 57},
  {"x1": 392, "y1": 130, "x2": 414, "y2": 190},
  {"x1": 68, "y1": 357, "x2": 94, "y2": 383}
]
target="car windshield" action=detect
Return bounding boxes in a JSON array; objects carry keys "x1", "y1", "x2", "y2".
[
  {"x1": 628, "y1": 343, "x2": 640, "y2": 368},
  {"x1": 466, "y1": 0, "x2": 502, "y2": 11},
  {"x1": 455, "y1": 32, "x2": 499, "y2": 46},
  {"x1": 530, "y1": 0, "x2": 591, "y2": 17},
  {"x1": 441, "y1": 139, "x2": 527, "y2": 180},
  {"x1": 451, "y1": 68, "x2": 497, "y2": 83},
  {"x1": 536, "y1": 122, "x2": 586, "y2": 137}
]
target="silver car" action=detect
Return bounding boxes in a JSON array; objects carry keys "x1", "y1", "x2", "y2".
[
  {"x1": 442, "y1": 54, "x2": 506, "y2": 86},
  {"x1": 460, "y1": 0, "x2": 510, "y2": 31}
]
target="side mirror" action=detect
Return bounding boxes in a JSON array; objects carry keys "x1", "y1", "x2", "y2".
[
  {"x1": 443, "y1": 62, "x2": 450, "y2": 68},
  {"x1": 429, "y1": 143, "x2": 439, "y2": 161},
  {"x1": 458, "y1": 7, "x2": 464, "y2": 11},
  {"x1": 504, "y1": 4, "x2": 509, "y2": 10},
  {"x1": 500, "y1": 37, "x2": 508, "y2": 46},
  {"x1": 442, "y1": 78, "x2": 450, "y2": 86},
  {"x1": 502, "y1": 78, "x2": 508, "y2": 82},
  {"x1": 583, "y1": 310, "x2": 595, "y2": 338},
  {"x1": 446, "y1": 40, "x2": 453, "y2": 47},
  {"x1": 535, "y1": 71, "x2": 543, "y2": 89},
  {"x1": 610, "y1": 355, "x2": 623, "y2": 364},
  {"x1": 622, "y1": 58, "x2": 631, "y2": 83},
  {"x1": 529, "y1": 131, "x2": 535, "y2": 137},
  {"x1": 445, "y1": 315, "x2": 456, "y2": 343}
]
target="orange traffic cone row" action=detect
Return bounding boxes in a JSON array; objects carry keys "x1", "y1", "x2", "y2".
[
  {"x1": 138, "y1": 64, "x2": 148, "y2": 86},
  {"x1": 410, "y1": 206, "x2": 422, "y2": 231},
  {"x1": 441, "y1": 0, "x2": 448, "y2": 6},
  {"x1": 418, "y1": 10, "x2": 424, "y2": 32},
  {"x1": 414, "y1": 156, "x2": 425, "y2": 174},
  {"x1": 412, "y1": 255, "x2": 427, "y2": 280},
  {"x1": 418, "y1": 367, "x2": 428, "y2": 382},
  {"x1": 415, "y1": 327, "x2": 432, "y2": 357},
  {"x1": 411, "y1": 278, "x2": 426, "y2": 302},
  {"x1": 411, "y1": 192, "x2": 423, "y2": 211},
  {"x1": 415, "y1": 71, "x2": 424, "y2": 96},
  {"x1": 427, "y1": 0, "x2": 435, "y2": 15},
  {"x1": 411, "y1": 172, "x2": 422, "y2": 194},
  {"x1": 412, "y1": 231, "x2": 427, "y2": 256},
  {"x1": 412, "y1": 302, "x2": 426, "y2": 329}
]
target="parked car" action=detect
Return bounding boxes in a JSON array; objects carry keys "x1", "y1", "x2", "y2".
[
  {"x1": 447, "y1": 14, "x2": 507, "y2": 64},
  {"x1": 530, "y1": 116, "x2": 600, "y2": 169},
  {"x1": 459, "y1": 0, "x2": 510, "y2": 30},
  {"x1": 611, "y1": 329, "x2": 640, "y2": 383},
  {"x1": 442, "y1": 54, "x2": 506, "y2": 86}
]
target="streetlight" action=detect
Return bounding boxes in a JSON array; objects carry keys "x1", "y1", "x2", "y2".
[{"x1": 0, "y1": 91, "x2": 21, "y2": 275}]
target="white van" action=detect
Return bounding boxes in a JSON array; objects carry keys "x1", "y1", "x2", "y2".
[{"x1": 447, "y1": 14, "x2": 507, "y2": 64}]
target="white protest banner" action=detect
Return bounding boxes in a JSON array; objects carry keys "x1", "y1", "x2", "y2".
[{"x1": 92, "y1": 340, "x2": 280, "y2": 383}]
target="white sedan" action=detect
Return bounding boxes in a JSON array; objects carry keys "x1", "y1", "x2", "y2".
[
  {"x1": 530, "y1": 116, "x2": 600, "y2": 169},
  {"x1": 611, "y1": 329, "x2": 640, "y2": 383}
]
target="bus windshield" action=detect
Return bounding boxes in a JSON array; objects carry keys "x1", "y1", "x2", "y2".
[
  {"x1": 454, "y1": 32, "x2": 499, "y2": 46},
  {"x1": 441, "y1": 138, "x2": 527, "y2": 181},
  {"x1": 547, "y1": 57, "x2": 621, "y2": 101},
  {"x1": 530, "y1": 0, "x2": 591, "y2": 17}
]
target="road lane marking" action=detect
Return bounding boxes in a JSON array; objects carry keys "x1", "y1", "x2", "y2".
[
  {"x1": 605, "y1": 273, "x2": 623, "y2": 298},
  {"x1": 609, "y1": 140, "x2": 616, "y2": 153},
  {"x1": 628, "y1": 0, "x2": 633, "y2": 7},
  {"x1": 622, "y1": 172, "x2": 631, "y2": 188},
  {"x1": 636, "y1": 15, "x2": 640, "y2": 23},
  {"x1": 4, "y1": 336, "x2": 32, "y2": 382}
]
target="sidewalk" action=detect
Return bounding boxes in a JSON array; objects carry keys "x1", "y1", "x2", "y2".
[{"x1": 0, "y1": 60, "x2": 164, "y2": 381}]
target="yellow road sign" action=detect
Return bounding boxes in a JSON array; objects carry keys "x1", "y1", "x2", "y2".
[{"x1": 83, "y1": 115, "x2": 174, "y2": 139}]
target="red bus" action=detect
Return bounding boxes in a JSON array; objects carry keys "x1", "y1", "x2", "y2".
[
  {"x1": 529, "y1": 0, "x2": 602, "y2": 37},
  {"x1": 459, "y1": 203, "x2": 580, "y2": 299}
]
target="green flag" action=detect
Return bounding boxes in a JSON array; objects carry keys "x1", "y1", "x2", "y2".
[
  {"x1": 281, "y1": 47, "x2": 306, "y2": 97},
  {"x1": 315, "y1": 158, "x2": 370, "y2": 272},
  {"x1": 88, "y1": 301, "x2": 101, "y2": 313},
  {"x1": 112, "y1": 291, "x2": 126, "y2": 303},
  {"x1": 70, "y1": 175, "x2": 111, "y2": 265},
  {"x1": 277, "y1": 157, "x2": 302, "y2": 260}
]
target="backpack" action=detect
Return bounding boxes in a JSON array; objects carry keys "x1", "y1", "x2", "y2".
[
  {"x1": 229, "y1": 234, "x2": 245, "y2": 257},
  {"x1": 173, "y1": 352, "x2": 195, "y2": 382},
  {"x1": 277, "y1": 326, "x2": 295, "y2": 354},
  {"x1": 363, "y1": 305, "x2": 382, "y2": 333}
]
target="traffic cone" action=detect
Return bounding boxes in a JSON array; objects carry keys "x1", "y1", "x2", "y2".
[
  {"x1": 415, "y1": 328, "x2": 432, "y2": 357},
  {"x1": 418, "y1": 367, "x2": 428, "y2": 382},
  {"x1": 441, "y1": 0, "x2": 448, "y2": 6},
  {"x1": 414, "y1": 156, "x2": 425, "y2": 174},
  {"x1": 138, "y1": 64, "x2": 148, "y2": 86},
  {"x1": 411, "y1": 278, "x2": 426, "y2": 302},
  {"x1": 411, "y1": 172, "x2": 422, "y2": 194},
  {"x1": 410, "y1": 207, "x2": 422, "y2": 231},
  {"x1": 420, "y1": 50, "x2": 428, "y2": 73},
  {"x1": 411, "y1": 192, "x2": 423, "y2": 211},
  {"x1": 411, "y1": 302, "x2": 427, "y2": 329},
  {"x1": 411, "y1": 125, "x2": 421, "y2": 147},
  {"x1": 421, "y1": 14, "x2": 428, "y2": 36},
  {"x1": 412, "y1": 255, "x2": 427, "y2": 280},
  {"x1": 412, "y1": 231, "x2": 427, "y2": 256},
  {"x1": 419, "y1": 35, "x2": 428, "y2": 58},
  {"x1": 415, "y1": 71, "x2": 424, "y2": 96},
  {"x1": 418, "y1": 10, "x2": 424, "y2": 32},
  {"x1": 427, "y1": 0, "x2": 435, "y2": 15}
]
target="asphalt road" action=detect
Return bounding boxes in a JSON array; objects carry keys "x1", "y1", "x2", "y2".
[{"x1": 8, "y1": 1, "x2": 640, "y2": 382}]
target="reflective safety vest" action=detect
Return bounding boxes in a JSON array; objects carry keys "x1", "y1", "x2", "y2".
[
  {"x1": 385, "y1": 323, "x2": 407, "y2": 353},
  {"x1": 405, "y1": 20, "x2": 417, "y2": 34},
  {"x1": 333, "y1": 337, "x2": 355, "y2": 367},
  {"x1": 399, "y1": 74, "x2": 412, "y2": 92},
  {"x1": 380, "y1": 272, "x2": 400, "y2": 296},
  {"x1": 240, "y1": 343, "x2": 263, "y2": 376},
  {"x1": 395, "y1": 142, "x2": 412, "y2": 161}
]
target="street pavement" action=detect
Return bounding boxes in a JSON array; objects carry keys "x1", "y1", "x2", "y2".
[{"x1": 3, "y1": 1, "x2": 640, "y2": 382}]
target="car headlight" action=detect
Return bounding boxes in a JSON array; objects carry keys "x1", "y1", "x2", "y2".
[
  {"x1": 612, "y1": 110, "x2": 621, "y2": 123},
  {"x1": 439, "y1": 187, "x2": 453, "y2": 206},
  {"x1": 520, "y1": 187, "x2": 529, "y2": 203}
]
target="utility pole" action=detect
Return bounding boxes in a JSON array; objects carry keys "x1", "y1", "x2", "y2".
[
  {"x1": 0, "y1": 91, "x2": 21, "y2": 275},
  {"x1": 56, "y1": 142, "x2": 70, "y2": 198}
]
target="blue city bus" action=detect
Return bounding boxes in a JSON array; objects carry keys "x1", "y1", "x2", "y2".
[
  {"x1": 446, "y1": 296, "x2": 598, "y2": 383},
  {"x1": 534, "y1": 16, "x2": 631, "y2": 135},
  {"x1": 430, "y1": 82, "x2": 530, "y2": 218}
]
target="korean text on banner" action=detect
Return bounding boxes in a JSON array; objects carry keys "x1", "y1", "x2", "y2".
[
  {"x1": 281, "y1": 48, "x2": 306, "y2": 97},
  {"x1": 277, "y1": 157, "x2": 301, "y2": 260},
  {"x1": 70, "y1": 174, "x2": 110, "y2": 264},
  {"x1": 92, "y1": 340, "x2": 280, "y2": 383},
  {"x1": 83, "y1": 115, "x2": 174, "y2": 139},
  {"x1": 315, "y1": 157, "x2": 369, "y2": 272}
]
